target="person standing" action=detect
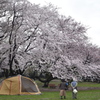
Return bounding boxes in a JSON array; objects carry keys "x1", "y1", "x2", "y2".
[
  {"x1": 71, "y1": 79, "x2": 78, "y2": 99},
  {"x1": 59, "y1": 79, "x2": 68, "y2": 99}
]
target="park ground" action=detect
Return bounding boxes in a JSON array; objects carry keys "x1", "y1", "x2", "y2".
[
  {"x1": 0, "y1": 80, "x2": 100, "y2": 100},
  {"x1": 0, "y1": 90, "x2": 100, "y2": 100}
]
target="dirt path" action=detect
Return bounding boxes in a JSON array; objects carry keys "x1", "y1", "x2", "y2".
[{"x1": 40, "y1": 87, "x2": 100, "y2": 92}]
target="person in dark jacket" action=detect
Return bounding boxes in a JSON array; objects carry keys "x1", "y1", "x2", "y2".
[{"x1": 59, "y1": 79, "x2": 68, "y2": 99}]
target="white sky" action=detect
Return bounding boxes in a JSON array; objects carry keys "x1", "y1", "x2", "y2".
[{"x1": 28, "y1": 0, "x2": 100, "y2": 47}]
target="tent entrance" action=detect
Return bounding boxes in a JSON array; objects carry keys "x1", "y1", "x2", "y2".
[{"x1": 21, "y1": 77, "x2": 38, "y2": 92}]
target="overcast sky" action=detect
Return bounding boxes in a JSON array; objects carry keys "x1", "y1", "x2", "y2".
[{"x1": 28, "y1": 0, "x2": 100, "y2": 47}]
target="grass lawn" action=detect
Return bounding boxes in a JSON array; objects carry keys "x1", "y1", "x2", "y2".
[
  {"x1": 36, "y1": 79, "x2": 100, "y2": 88},
  {"x1": 0, "y1": 90, "x2": 100, "y2": 100},
  {"x1": 0, "y1": 79, "x2": 100, "y2": 100},
  {"x1": 78, "y1": 82, "x2": 100, "y2": 87}
]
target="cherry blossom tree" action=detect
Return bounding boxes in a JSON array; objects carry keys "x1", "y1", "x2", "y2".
[
  {"x1": 0, "y1": 0, "x2": 33, "y2": 76},
  {"x1": 0, "y1": 0, "x2": 100, "y2": 82},
  {"x1": 0, "y1": 0, "x2": 60, "y2": 76}
]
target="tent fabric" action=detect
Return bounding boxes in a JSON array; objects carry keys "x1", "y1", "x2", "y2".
[{"x1": 0, "y1": 75, "x2": 41, "y2": 95}]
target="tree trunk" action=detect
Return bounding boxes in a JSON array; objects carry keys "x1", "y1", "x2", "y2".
[{"x1": 42, "y1": 82, "x2": 49, "y2": 87}]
